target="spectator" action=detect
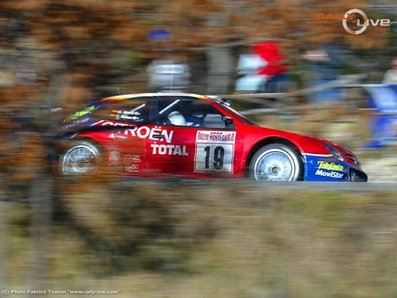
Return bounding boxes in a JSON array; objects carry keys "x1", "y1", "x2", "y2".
[
  {"x1": 147, "y1": 58, "x2": 190, "y2": 92},
  {"x1": 146, "y1": 30, "x2": 190, "y2": 92},
  {"x1": 362, "y1": 84, "x2": 397, "y2": 149},
  {"x1": 235, "y1": 41, "x2": 289, "y2": 94},
  {"x1": 253, "y1": 41, "x2": 289, "y2": 94},
  {"x1": 235, "y1": 51, "x2": 268, "y2": 93},
  {"x1": 303, "y1": 44, "x2": 349, "y2": 105}
]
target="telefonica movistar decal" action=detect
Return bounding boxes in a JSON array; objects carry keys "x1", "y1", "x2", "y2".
[
  {"x1": 317, "y1": 161, "x2": 344, "y2": 172},
  {"x1": 342, "y1": 8, "x2": 390, "y2": 35}
]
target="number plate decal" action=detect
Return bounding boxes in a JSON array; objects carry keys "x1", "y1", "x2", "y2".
[{"x1": 194, "y1": 131, "x2": 236, "y2": 173}]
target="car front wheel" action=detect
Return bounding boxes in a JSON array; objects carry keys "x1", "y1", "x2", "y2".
[{"x1": 249, "y1": 143, "x2": 302, "y2": 181}]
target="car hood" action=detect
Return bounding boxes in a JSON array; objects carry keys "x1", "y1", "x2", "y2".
[{"x1": 249, "y1": 125, "x2": 332, "y2": 156}]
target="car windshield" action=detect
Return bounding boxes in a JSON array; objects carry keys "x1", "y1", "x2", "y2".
[{"x1": 214, "y1": 98, "x2": 257, "y2": 126}]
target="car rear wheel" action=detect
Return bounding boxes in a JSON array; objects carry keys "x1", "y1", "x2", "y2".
[
  {"x1": 249, "y1": 143, "x2": 302, "y2": 181},
  {"x1": 61, "y1": 141, "x2": 100, "y2": 175}
]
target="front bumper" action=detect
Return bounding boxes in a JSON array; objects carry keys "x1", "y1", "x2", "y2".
[{"x1": 303, "y1": 154, "x2": 367, "y2": 182}]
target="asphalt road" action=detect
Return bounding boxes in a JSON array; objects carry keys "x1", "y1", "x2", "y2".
[
  {"x1": 113, "y1": 178, "x2": 397, "y2": 193},
  {"x1": 251, "y1": 181, "x2": 397, "y2": 192}
]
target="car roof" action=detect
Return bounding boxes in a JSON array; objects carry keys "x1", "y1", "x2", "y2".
[{"x1": 100, "y1": 92, "x2": 209, "y2": 102}]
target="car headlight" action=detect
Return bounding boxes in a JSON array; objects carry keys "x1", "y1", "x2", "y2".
[{"x1": 324, "y1": 143, "x2": 344, "y2": 161}]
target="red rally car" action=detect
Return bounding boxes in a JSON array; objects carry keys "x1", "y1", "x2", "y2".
[{"x1": 59, "y1": 93, "x2": 367, "y2": 182}]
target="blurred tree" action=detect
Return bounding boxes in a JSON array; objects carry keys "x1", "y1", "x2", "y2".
[
  {"x1": 0, "y1": 0, "x2": 392, "y2": 55},
  {"x1": 0, "y1": 0, "x2": 391, "y2": 286}
]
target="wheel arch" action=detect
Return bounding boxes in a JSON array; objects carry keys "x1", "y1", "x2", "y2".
[
  {"x1": 72, "y1": 136, "x2": 103, "y2": 151},
  {"x1": 58, "y1": 135, "x2": 104, "y2": 155},
  {"x1": 245, "y1": 137, "x2": 304, "y2": 175},
  {"x1": 56, "y1": 136, "x2": 105, "y2": 172}
]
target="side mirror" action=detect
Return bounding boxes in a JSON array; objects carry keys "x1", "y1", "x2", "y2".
[{"x1": 222, "y1": 116, "x2": 233, "y2": 127}]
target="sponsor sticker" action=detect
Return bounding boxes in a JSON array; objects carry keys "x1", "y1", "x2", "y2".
[
  {"x1": 69, "y1": 105, "x2": 96, "y2": 120},
  {"x1": 61, "y1": 117, "x2": 90, "y2": 130},
  {"x1": 109, "y1": 150, "x2": 120, "y2": 163},
  {"x1": 124, "y1": 154, "x2": 141, "y2": 173},
  {"x1": 317, "y1": 161, "x2": 344, "y2": 171},
  {"x1": 151, "y1": 144, "x2": 188, "y2": 156},
  {"x1": 315, "y1": 169, "x2": 344, "y2": 179},
  {"x1": 196, "y1": 131, "x2": 236, "y2": 143},
  {"x1": 92, "y1": 121, "x2": 174, "y2": 143},
  {"x1": 195, "y1": 130, "x2": 236, "y2": 173},
  {"x1": 110, "y1": 109, "x2": 142, "y2": 121}
]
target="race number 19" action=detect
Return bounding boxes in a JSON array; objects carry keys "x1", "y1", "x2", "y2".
[
  {"x1": 195, "y1": 143, "x2": 233, "y2": 173},
  {"x1": 204, "y1": 145, "x2": 224, "y2": 169}
]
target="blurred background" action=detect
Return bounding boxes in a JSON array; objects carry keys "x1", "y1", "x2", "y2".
[{"x1": 0, "y1": 0, "x2": 396, "y2": 296}]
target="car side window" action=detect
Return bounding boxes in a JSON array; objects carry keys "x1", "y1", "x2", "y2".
[
  {"x1": 90, "y1": 98, "x2": 154, "y2": 123},
  {"x1": 157, "y1": 97, "x2": 234, "y2": 129}
]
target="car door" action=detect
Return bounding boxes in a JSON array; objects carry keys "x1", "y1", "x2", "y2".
[
  {"x1": 144, "y1": 96, "x2": 240, "y2": 177},
  {"x1": 84, "y1": 96, "x2": 157, "y2": 176}
]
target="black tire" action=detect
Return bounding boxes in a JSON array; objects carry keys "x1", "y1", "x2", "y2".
[
  {"x1": 249, "y1": 143, "x2": 302, "y2": 181},
  {"x1": 60, "y1": 140, "x2": 101, "y2": 175}
]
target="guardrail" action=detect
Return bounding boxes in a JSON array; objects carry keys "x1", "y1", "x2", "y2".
[{"x1": 213, "y1": 74, "x2": 367, "y2": 115}]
